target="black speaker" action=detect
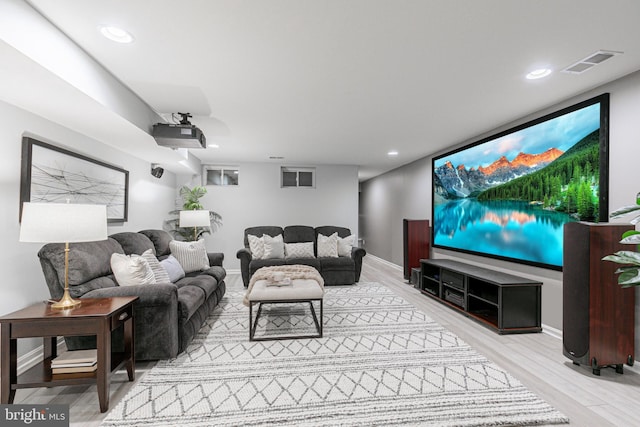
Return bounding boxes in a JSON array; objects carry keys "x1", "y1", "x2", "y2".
[
  {"x1": 151, "y1": 164, "x2": 164, "y2": 178},
  {"x1": 562, "y1": 222, "x2": 635, "y2": 375}
]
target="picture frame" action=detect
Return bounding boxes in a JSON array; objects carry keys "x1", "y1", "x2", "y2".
[{"x1": 20, "y1": 137, "x2": 129, "y2": 223}]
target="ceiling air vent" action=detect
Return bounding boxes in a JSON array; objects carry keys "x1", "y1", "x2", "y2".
[{"x1": 562, "y1": 50, "x2": 622, "y2": 75}]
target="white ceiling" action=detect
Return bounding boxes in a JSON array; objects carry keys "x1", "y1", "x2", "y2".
[{"x1": 4, "y1": 0, "x2": 640, "y2": 180}]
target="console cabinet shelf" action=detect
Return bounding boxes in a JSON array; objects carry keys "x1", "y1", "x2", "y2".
[{"x1": 420, "y1": 259, "x2": 542, "y2": 334}]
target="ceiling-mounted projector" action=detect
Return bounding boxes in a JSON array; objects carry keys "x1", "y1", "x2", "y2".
[{"x1": 153, "y1": 112, "x2": 206, "y2": 149}]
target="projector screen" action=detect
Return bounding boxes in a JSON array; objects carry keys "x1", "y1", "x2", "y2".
[{"x1": 432, "y1": 94, "x2": 609, "y2": 270}]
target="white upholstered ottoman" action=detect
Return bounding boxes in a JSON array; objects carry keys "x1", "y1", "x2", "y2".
[{"x1": 246, "y1": 278, "x2": 324, "y2": 341}]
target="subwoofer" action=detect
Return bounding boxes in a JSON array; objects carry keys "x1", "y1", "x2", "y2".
[{"x1": 562, "y1": 221, "x2": 635, "y2": 375}]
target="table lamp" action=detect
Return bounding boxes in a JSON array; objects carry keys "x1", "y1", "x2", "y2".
[
  {"x1": 179, "y1": 210, "x2": 210, "y2": 241},
  {"x1": 20, "y1": 202, "x2": 108, "y2": 309}
]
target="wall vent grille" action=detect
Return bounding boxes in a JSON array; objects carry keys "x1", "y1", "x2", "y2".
[{"x1": 562, "y1": 50, "x2": 622, "y2": 75}]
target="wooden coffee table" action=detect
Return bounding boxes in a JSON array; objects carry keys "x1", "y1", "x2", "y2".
[{"x1": 0, "y1": 296, "x2": 138, "y2": 413}]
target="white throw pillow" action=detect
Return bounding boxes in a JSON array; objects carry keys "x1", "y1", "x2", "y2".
[
  {"x1": 169, "y1": 240, "x2": 210, "y2": 273},
  {"x1": 140, "y1": 249, "x2": 171, "y2": 283},
  {"x1": 337, "y1": 235, "x2": 354, "y2": 257},
  {"x1": 160, "y1": 255, "x2": 186, "y2": 282},
  {"x1": 110, "y1": 253, "x2": 155, "y2": 286},
  {"x1": 263, "y1": 234, "x2": 285, "y2": 259},
  {"x1": 247, "y1": 234, "x2": 266, "y2": 259},
  {"x1": 317, "y1": 232, "x2": 339, "y2": 258},
  {"x1": 285, "y1": 242, "x2": 315, "y2": 258}
]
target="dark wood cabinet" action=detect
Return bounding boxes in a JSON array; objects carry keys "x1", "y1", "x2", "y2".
[
  {"x1": 420, "y1": 259, "x2": 542, "y2": 334},
  {"x1": 403, "y1": 219, "x2": 430, "y2": 280},
  {"x1": 563, "y1": 222, "x2": 635, "y2": 375}
]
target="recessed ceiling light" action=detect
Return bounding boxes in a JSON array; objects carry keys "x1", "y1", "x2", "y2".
[
  {"x1": 387, "y1": 150, "x2": 398, "y2": 157},
  {"x1": 526, "y1": 68, "x2": 552, "y2": 80},
  {"x1": 209, "y1": 144, "x2": 220, "y2": 149},
  {"x1": 99, "y1": 25, "x2": 134, "y2": 43}
]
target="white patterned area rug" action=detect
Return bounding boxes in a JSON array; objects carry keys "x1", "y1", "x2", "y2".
[{"x1": 102, "y1": 281, "x2": 569, "y2": 426}]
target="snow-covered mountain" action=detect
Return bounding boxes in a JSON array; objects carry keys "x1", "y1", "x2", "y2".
[{"x1": 434, "y1": 148, "x2": 563, "y2": 199}]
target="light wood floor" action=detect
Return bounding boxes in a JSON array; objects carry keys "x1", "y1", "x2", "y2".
[{"x1": 12, "y1": 256, "x2": 640, "y2": 426}]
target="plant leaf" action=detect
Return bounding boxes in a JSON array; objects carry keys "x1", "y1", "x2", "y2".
[
  {"x1": 620, "y1": 233, "x2": 640, "y2": 244},
  {"x1": 615, "y1": 266, "x2": 638, "y2": 273},
  {"x1": 602, "y1": 250, "x2": 640, "y2": 265},
  {"x1": 610, "y1": 204, "x2": 640, "y2": 219},
  {"x1": 179, "y1": 186, "x2": 191, "y2": 199},
  {"x1": 622, "y1": 230, "x2": 640, "y2": 238},
  {"x1": 618, "y1": 267, "x2": 640, "y2": 286}
]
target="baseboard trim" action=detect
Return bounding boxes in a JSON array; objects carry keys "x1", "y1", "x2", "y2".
[
  {"x1": 367, "y1": 254, "x2": 403, "y2": 271},
  {"x1": 541, "y1": 324, "x2": 562, "y2": 340},
  {"x1": 17, "y1": 338, "x2": 65, "y2": 375}
]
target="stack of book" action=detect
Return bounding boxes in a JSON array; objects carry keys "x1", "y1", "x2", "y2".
[{"x1": 51, "y1": 349, "x2": 97, "y2": 374}]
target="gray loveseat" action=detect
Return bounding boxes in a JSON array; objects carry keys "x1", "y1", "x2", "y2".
[
  {"x1": 37, "y1": 229, "x2": 226, "y2": 361},
  {"x1": 236, "y1": 225, "x2": 366, "y2": 287}
]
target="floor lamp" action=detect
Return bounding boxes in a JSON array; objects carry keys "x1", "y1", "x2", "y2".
[
  {"x1": 20, "y1": 202, "x2": 108, "y2": 310},
  {"x1": 179, "y1": 210, "x2": 210, "y2": 241}
]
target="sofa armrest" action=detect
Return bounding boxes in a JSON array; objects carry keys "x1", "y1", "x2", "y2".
[
  {"x1": 207, "y1": 252, "x2": 224, "y2": 267},
  {"x1": 83, "y1": 283, "x2": 177, "y2": 306},
  {"x1": 351, "y1": 247, "x2": 367, "y2": 282},
  {"x1": 236, "y1": 247, "x2": 252, "y2": 260},
  {"x1": 352, "y1": 247, "x2": 366, "y2": 259},
  {"x1": 82, "y1": 283, "x2": 180, "y2": 360},
  {"x1": 197, "y1": 265, "x2": 226, "y2": 283},
  {"x1": 236, "y1": 248, "x2": 253, "y2": 287}
]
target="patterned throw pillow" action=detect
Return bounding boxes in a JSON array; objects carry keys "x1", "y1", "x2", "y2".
[
  {"x1": 140, "y1": 249, "x2": 171, "y2": 283},
  {"x1": 285, "y1": 242, "x2": 315, "y2": 258},
  {"x1": 169, "y1": 240, "x2": 210, "y2": 273},
  {"x1": 337, "y1": 235, "x2": 354, "y2": 257},
  {"x1": 263, "y1": 234, "x2": 285, "y2": 259},
  {"x1": 110, "y1": 253, "x2": 155, "y2": 286},
  {"x1": 317, "y1": 232, "x2": 339, "y2": 258},
  {"x1": 247, "y1": 234, "x2": 266, "y2": 259},
  {"x1": 160, "y1": 255, "x2": 186, "y2": 282}
]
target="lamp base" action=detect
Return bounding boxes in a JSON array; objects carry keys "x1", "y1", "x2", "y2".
[{"x1": 51, "y1": 289, "x2": 81, "y2": 310}]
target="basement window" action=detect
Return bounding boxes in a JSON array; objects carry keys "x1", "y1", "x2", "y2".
[
  {"x1": 281, "y1": 167, "x2": 315, "y2": 188},
  {"x1": 203, "y1": 166, "x2": 239, "y2": 186}
]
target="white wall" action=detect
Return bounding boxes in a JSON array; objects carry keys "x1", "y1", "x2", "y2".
[
  {"x1": 0, "y1": 100, "x2": 177, "y2": 354},
  {"x1": 360, "y1": 70, "x2": 640, "y2": 336},
  {"x1": 178, "y1": 162, "x2": 360, "y2": 270}
]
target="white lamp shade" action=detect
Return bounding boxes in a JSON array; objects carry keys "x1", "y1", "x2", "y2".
[
  {"x1": 20, "y1": 202, "x2": 108, "y2": 243},
  {"x1": 179, "y1": 210, "x2": 210, "y2": 227}
]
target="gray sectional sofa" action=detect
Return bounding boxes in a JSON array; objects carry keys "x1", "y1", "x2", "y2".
[
  {"x1": 236, "y1": 225, "x2": 366, "y2": 286},
  {"x1": 37, "y1": 229, "x2": 226, "y2": 361}
]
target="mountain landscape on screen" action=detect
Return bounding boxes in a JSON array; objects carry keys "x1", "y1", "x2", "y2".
[
  {"x1": 434, "y1": 129, "x2": 600, "y2": 221},
  {"x1": 432, "y1": 96, "x2": 606, "y2": 270}
]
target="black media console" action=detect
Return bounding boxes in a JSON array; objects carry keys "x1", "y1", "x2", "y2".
[{"x1": 420, "y1": 259, "x2": 542, "y2": 334}]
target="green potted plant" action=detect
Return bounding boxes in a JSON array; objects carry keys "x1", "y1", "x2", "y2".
[
  {"x1": 602, "y1": 192, "x2": 640, "y2": 286},
  {"x1": 164, "y1": 185, "x2": 223, "y2": 241}
]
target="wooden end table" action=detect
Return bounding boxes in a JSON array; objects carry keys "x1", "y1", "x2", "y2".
[{"x1": 0, "y1": 296, "x2": 138, "y2": 413}]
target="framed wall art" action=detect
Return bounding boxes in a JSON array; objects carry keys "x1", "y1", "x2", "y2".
[{"x1": 20, "y1": 137, "x2": 129, "y2": 222}]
